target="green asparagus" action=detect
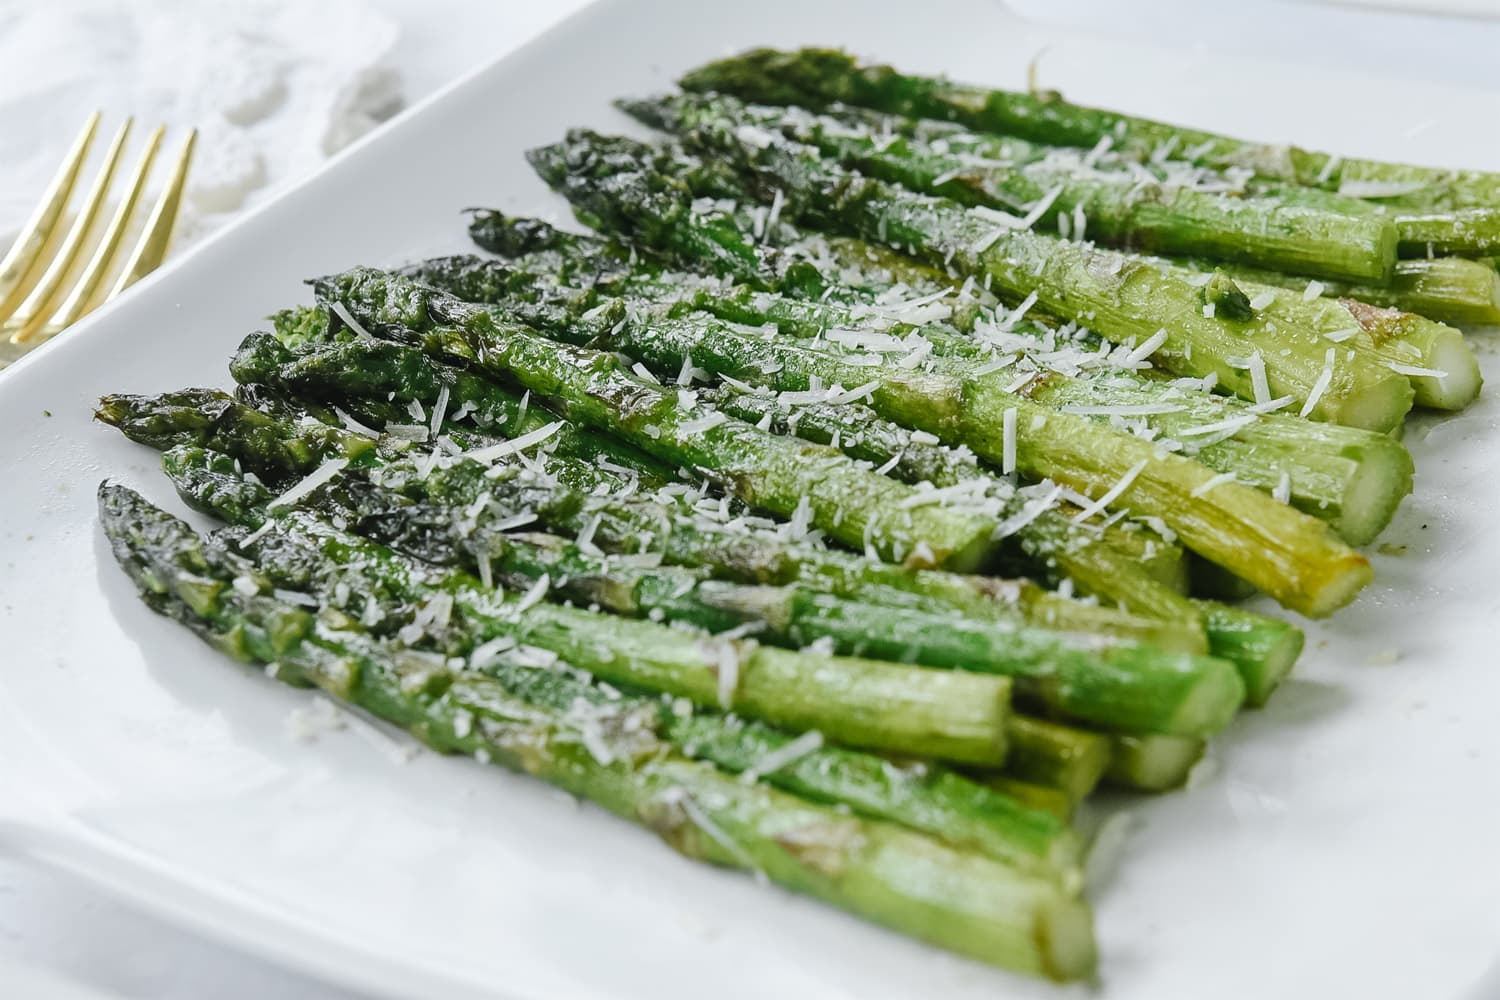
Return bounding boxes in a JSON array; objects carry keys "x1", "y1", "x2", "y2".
[
  {"x1": 93, "y1": 437, "x2": 1021, "y2": 765},
  {"x1": 411, "y1": 250, "x2": 1414, "y2": 548},
  {"x1": 99, "y1": 483, "x2": 1095, "y2": 978},
  {"x1": 386, "y1": 262, "x2": 1371, "y2": 617},
  {"x1": 1105, "y1": 734, "x2": 1206, "y2": 792},
  {"x1": 163, "y1": 442, "x2": 1243, "y2": 737},
  {"x1": 679, "y1": 47, "x2": 1500, "y2": 255},
  {"x1": 530, "y1": 131, "x2": 1420, "y2": 429},
  {"x1": 220, "y1": 322, "x2": 1299, "y2": 702},
  {"x1": 326, "y1": 272, "x2": 1008, "y2": 572},
  {"x1": 623, "y1": 91, "x2": 1399, "y2": 283},
  {"x1": 1183, "y1": 255, "x2": 1500, "y2": 328}
]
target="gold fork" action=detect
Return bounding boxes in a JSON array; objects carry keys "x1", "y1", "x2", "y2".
[{"x1": 0, "y1": 113, "x2": 196, "y2": 361}]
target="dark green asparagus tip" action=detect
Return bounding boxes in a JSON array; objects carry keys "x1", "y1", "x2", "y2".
[
  {"x1": 229, "y1": 331, "x2": 298, "y2": 385},
  {"x1": 526, "y1": 131, "x2": 665, "y2": 190},
  {"x1": 310, "y1": 266, "x2": 430, "y2": 334},
  {"x1": 613, "y1": 95, "x2": 680, "y2": 132},
  {"x1": 1201, "y1": 271, "x2": 1255, "y2": 321},
  {"x1": 399, "y1": 254, "x2": 529, "y2": 304},
  {"x1": 96, "y1": 388, "x2": 236, "y2": 450},
  {"x1": 466, "y1": 209, "x2": 571, "y2": 256},
  {"x1": 162, "y1": 445, "x2": 274, "y2": 526},
  {"x1": 679, "y1": 47, "x2": 857, "y2": 106},
  {"x1": 269, "y1": 305, "x2": 334, "y2": 348},
  {"x1": 97, "y1": 481, "x2": 211, "y2": 605},
  {"x1": 524, "y1": 142, "x2": 573, "y2": 188}
]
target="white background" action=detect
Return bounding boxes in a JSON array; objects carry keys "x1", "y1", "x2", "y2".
[{"x1": 1, "y1": 0, "x2": 1497, "y2": 996}]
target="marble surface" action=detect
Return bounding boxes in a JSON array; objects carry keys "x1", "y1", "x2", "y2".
[{"x1": 1, "y1": 1, "x2": 1495, "y2": 997}]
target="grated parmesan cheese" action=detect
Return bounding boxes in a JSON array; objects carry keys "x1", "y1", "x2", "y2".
[
  {"x1": 512, "y1": 574, "x2": 551, "y2": 615},
  {"x1": 468, "y1": 421, "x2": 565, "y2": 467},
  {"x1": 1071, "y1": 460, "x2": 1148, "y2": 523},
  {"x1": 1300, "y1": 348, "x2": 1336, "y2": 418},
  {"x1": 1248, "y1": 290, "x2": 1278, "y2": 311},
  {"x1": 740, "y1": 730, "x2": 825, "y2": 784},
  {"x1": 328, "y1": 301, "x2": 371, "y2": 339},
  {"x1": 1387, "y1": 362, "x2": 1448, "y2": 378},
  {"x1": 1190, "y1": 472, "x2": 1236, "y2": 497},
  {"x1": 1122, "y1": 329, "x2": 1167, "y2": 367},
  {"x1": 267, "y1": 458, "x2": 348, "y2": 511}
]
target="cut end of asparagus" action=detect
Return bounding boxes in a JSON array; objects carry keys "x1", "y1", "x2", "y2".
[
  {"x1": 1197, "y1": 601, "x2": 1303, "y2": 706},
  {"x1": 1105, "y1": 734, "x2": 1207, "y2": 792},
  {"x1": 1324, "y1": 372, "x2": 1415, "y2": 434},
  {"x1": 1241, "y1": 626, "x2": 1304, "y2": 707},
  {"x1": 1330, "y1": 438, "x2": 1416, "y2": 547},
  {"x1": 1037, "y1": 896, "x2": 1100, "y2": 983},
  {"x1": 1293, "y1": 552, "x2": 1374, "y2": 619},
  {"x1": 1411, "y1": 327, "x2": 1483, "y2": 411},
  {"x1": 1164, "y1": 656, "x2": 1245, "y2": 738}
]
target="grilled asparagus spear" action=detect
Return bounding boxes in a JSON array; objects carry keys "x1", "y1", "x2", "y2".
[
  {"x1": 159, "y1": 442, "x2": 1243, "y2": 738},
  {"x1": 622, "y1": 91, "x2": 1398, "y2": 283},
  {"x1": 412, "y1": 250, "x2": 1414, "y2": 547},
  {"x1": 342, "y1": 266, "x2": 1371, "y2": 617},
  {"x1": 679, "y1": 47, "x2": 1500, "y2": 256},
  {"x1": 99, "y1": 483, "x2": 1095, "y2": 979}
]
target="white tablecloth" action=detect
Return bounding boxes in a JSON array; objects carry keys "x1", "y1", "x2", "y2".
[{"x1": 2, "y1": 1, "x2": 1495, "y2": 996}]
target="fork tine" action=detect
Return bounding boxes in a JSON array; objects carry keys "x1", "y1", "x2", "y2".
[
  {"x1": 46, "y1": 125, "x2": 166, "y2": 333},
  {"x1": 106, "y1": 127, "x2": 196, "y2": 301},
  {"x1": 9, "y1": 118, "x2": 134, "y2": 345},
  {"x1": 0, "y1": 112, "x2": 101, "y2": 324}
]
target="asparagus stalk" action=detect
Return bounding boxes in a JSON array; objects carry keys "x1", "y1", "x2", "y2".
[
  {"x1": 230, "y1": 329, "x2": 679, "y2": 487},
  {"x1": 679, "y1": 47, "x2": 1500, "y2": 254},
  {"x1": 94, "y1": 420, "x2": 1020, "y2": 766},
  {"x1": 164, "y1": 442, "x2": 1243, "y2": 738},
  {"x1": 167, "y1": 440, "x2": 1148, "y2": 806},
  {"x1": 623, "y1": 92, "x2": 1398, "y2": 283},
  {"x1": 233, "y1": 324, "x2": 1206, "y2": 648},
  {"x1": 979, "y1": 777, "x2": 1077, "y2": 821},
  {"x1": 404, "y1": 255, "x2": 1212, "y2": 585},
  {"x1": 99, "y1": 483, "x2": 1095, "y2": 978},
  {"x1": 102, "y1": 383, "x2": 1205, "y2": 654},
  {"x1": 1105, "y1": 734, "x2": 1207, "y2": 793},
  {"x1": 645, "y1": 120, "x2": 1477, "y2": 415},
  {"x1": 430, "y1": 229, "x2": 1415, "y2": 551},
  {"x1": 1002, "y1": 716, "x2": 1111, "y2": 803},
  {"x1": 387, "y1": 264, "x2": 1371, "y2": 617},
  {"x1": 1183, "y1": 255, "x2": 1500, "y2": 329},
  {"x1": 413, "y1": 248, "x2": 1415, "y2": 545},
  {"x1": 261, "y1": 500, "x2": 1019, "y2": 765},
  {"x1": 692, "y1": 382, "x2": 1302, "y2": 702},
  {"x1": 702, "y1": 372, "x2": 1409, "y2": 549},
  {"x1": 530, "y1": 130, "x2": 1417, "y2": 430},
  {"x1": 468, "y1": 208, "x2": 977, "y2": 319},
  {"x1": 159, "y1": 453, "x2": 1085, "y2": 876},
  {"x1": 328, "y1": 271, "x2": 1008, "y2": 573},
  {"x1": 212, "y1": 327, "x2": 1298, "y2": 703}
]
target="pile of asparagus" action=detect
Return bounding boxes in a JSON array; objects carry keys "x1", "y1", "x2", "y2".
[{"x1": 95, "y1": 49, "x2": 1497, "y2": 983}]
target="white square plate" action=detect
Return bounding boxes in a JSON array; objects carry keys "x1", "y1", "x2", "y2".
[{"x1": 2, "y1": 2, "x2": 1498, "y2": 998}]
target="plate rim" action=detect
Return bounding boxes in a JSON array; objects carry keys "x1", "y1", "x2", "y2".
[{"x1": 1, "y1": 1, "x2": 1497, "y2": 998}]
